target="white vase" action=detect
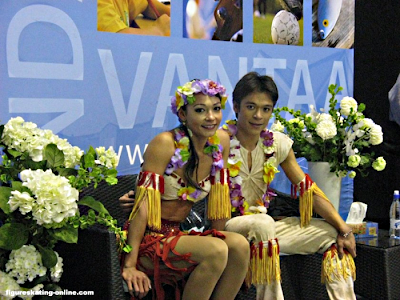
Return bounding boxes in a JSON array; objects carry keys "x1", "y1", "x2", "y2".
[{"x1": 307, "y1": 162, "x2": 342, "y2": 212}]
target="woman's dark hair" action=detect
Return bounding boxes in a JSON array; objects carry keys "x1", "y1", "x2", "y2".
[
  {"x1": 179, "y1": 123, "x2": 203, "y2": 190},
  {"x1": 232, "y1": 72, "x2": 279, "y2": 115}
]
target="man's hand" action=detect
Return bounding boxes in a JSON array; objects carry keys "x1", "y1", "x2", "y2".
[
  {"x1": 336, "y1": 229, "x2": 356, "y2": 259},
  {"x1": 120, "y1": 190, "x2": 135, "y2": 215}
]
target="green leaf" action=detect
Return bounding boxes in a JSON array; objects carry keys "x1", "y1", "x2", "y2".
[
  {"x1": 40, "y1": 283, "x2": 63, "y2": 300},
  {"x1": 123, "y1": 245, "x2": 133, "y2": 253},
  {"x1": 23, "y1": 159, "x2": 47, "y2": 170},
  {"x1": 0, "y1": 223, "x2": 29, "y2": 250},
  {"x1": 83, "y1": 146, "x2": 96, "y2": 168},
  {"x1": 21, "y1": 274, "x2": 48, "y2": 289},
  {"x1": 56, "y1": 167, "x2": 78, "y2": 177},
  {"x1": 0, "y1": 186, "x2": 12, "y2": 214},
  {"x1": 83, "y1": 152, "x2": 95, "y2": 168},
  {"x1": 6, "y1": 148, "x2": 22, "y2": 158},
  {"x1": 10, "y1": 181, "x2": 31, "y2": 194},
  {"x1": 105, "y1": 176, "x2": 118, "y2": 185},
  {"x1": 43, "y1": 144, "x2": 64, "y2": 168},
  {"x1": 36, "y1": 244, "x2": 57, "y2": 269},
  {"x1": 78, "y1": 196, "x2": 109, "y2": 214},
  {"x1": 52, "y1": 225, "x2": 78, "y2": 243},
  {"x1": 106, "y1": 168, "x2": 118, "y2": 177}
]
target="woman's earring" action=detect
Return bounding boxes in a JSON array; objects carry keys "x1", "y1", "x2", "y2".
[
  {"x1": 187, "y1": 128, "x2": 193, "y2": 137},
  {"x1": 182, "y1": 120, "x2": 186, "y2": 126}
]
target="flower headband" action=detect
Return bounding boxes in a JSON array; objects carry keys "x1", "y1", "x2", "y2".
[{"x1": 170, "y1": 79, "x2": 228, "y2": 115}]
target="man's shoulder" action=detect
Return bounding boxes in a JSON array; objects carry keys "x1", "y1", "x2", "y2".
[{"x1": 271, "y1": 131, "x2": 293, "y2": 146}]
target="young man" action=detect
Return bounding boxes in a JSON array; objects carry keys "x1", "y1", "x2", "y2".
[{"x1": 223, "y1": 72, "x2": 356, "y2": 300}]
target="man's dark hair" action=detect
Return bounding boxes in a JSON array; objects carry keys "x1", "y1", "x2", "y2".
[{"x1": 232, "y1": 72, "x2": 279, "y2": 110}]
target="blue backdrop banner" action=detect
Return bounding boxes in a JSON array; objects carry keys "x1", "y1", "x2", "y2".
[{"x1": 0, "y1": 0, "x2": 354, "y2": 177}]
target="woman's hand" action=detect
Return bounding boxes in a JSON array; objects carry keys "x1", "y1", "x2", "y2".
[{"x1": 122, "y1": 266, "x2": 152, "y2": 299}]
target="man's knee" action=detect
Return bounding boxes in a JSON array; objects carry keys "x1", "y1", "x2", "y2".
[{"x1": 226, "y1": 214, "x2": 276, "y2": 240}]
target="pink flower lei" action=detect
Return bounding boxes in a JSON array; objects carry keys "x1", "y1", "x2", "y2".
[
  {"x1": 165, "y1": 126, "x2": 223, "y2": 201},
  {"x1": 222, "y1": 120, "x2": 279, "y2": 215}
]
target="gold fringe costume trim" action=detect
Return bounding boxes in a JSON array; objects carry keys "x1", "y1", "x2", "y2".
[
  {"x1": 129, "y1": 171, "x2": 163, "y2": 230},
  {"x1": 322, "y1": 244, "x2": 356, "y2": 284},
  {"x1": 245, "y1": 239, "x2": 281, "y2": 286},
  {"x1": 207, "y1": 168, "x2": 231, "y2": 220},
  {"x1": 292, "y1": 174, "x2": 330, "y2": 227}
]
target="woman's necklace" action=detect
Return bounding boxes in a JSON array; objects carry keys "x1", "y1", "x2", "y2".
[
  {"x1": 222, "y1": 120, "x2": 279, "y2": 215},
  {"x1": 165, "y1": 126, "x2": 223, "y2": 201}
]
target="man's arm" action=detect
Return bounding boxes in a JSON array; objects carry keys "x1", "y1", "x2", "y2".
[
  {"x1": 280, "y1": 149, "x2": 356, "y2": 259},
  {"x1": 98, "y1": 0, "x2": 170, "y2": 36},
  {"x1": 117, "y1": 14, "x2": 170, "y2": 36},
  {"x1": 142, "y1": 0, "x2": 171, "y2": 19}
]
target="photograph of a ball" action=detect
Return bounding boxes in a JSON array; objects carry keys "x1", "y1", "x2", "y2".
[{"x1": 271, "y1": 10, "x2": 300, "y2": 45}]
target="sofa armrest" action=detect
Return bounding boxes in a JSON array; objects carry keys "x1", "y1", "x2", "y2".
[{"x1": 55, "y1": 226, "x2": 128, "y2": 300}]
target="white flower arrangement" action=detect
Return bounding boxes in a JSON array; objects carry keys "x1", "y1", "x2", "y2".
[
  {"x1": 0, "y1": 117, "x2": 132, "y2": 297},
  {"x1": 273, "y1": 84, "x2": 386, "y2": 178},
  {"x1": 0, "y1": 270, "x2": 44, "y2": 300},
  {"x1": 9, "y1": 169, "x2": 79, "y2": 226},
  {"x1": 5, "y1": 245, "x2": 47, "y2": 284}
]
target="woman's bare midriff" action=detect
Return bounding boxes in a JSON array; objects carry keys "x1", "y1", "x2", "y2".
[{"x1": 161, "y1": 199, "x2": 194, "y2": 222}]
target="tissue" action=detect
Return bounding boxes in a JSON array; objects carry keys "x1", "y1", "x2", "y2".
[{"x1": 346, "y1": 202, "x2": 368, "y2": 224}]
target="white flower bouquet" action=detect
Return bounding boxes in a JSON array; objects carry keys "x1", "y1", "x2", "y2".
[
  {"x1": 0, "y1": 117, "x2": 131, "y2": 298},
  {"x1": 272, "y1": 85, "x2": 386, "y2": 178}
]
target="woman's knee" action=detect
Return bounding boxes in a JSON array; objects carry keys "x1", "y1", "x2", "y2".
[
  {"x1": 224, "y1": 232, "x2": 250, "y2": 258},
  {"x1": 199, "y1": 238, "x2": 229, "y2": 270}
]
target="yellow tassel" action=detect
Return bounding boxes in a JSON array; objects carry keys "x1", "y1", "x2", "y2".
[
  {"x1": 207, "y1": 182, "x2": 231, "y2": 220},
  {"x1": 248, "y1": 242, "x2": 281, "y2": 285},
  {"x1": 299, "y1": 186, "x2": 313, "y2": 227},
  {"x1": 244, "y1": 263, "x2": 252, "y2": 288},
  {"x1": 129, "y1": 185, "x2": 161, "y2": 230},
  {"x1": 321, "y1": 246, "x2": 356, "y2": 284},
  {"x1": 299, "y1": 181, "x2": 330, "y2": 227}
]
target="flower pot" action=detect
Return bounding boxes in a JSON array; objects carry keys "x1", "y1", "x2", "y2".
[{"x1": 307, "y1": 162, "x2": 342, "y2": 212}]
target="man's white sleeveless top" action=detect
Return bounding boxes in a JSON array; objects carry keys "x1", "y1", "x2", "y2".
[{"x1": 235, "y1": 131, "x2": 293, "y2": 207}]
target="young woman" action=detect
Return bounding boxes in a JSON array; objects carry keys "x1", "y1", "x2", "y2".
[{"x1": 121, "y1": 79, "x2": 250, "y2": 300}]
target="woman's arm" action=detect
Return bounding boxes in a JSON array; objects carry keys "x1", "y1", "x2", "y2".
[
  {"x1": 122, "y1": 201, "x2": 151, "y2": 298},
  {"x1": 210, "y1": 129, "x2": 231, "y2": 231},
  {"x1": 122, "y1": 132, "x2": 175, "y2": 297},
  {"x1": 280, "y1": 149, "x2": 356, "y2": 258}
]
